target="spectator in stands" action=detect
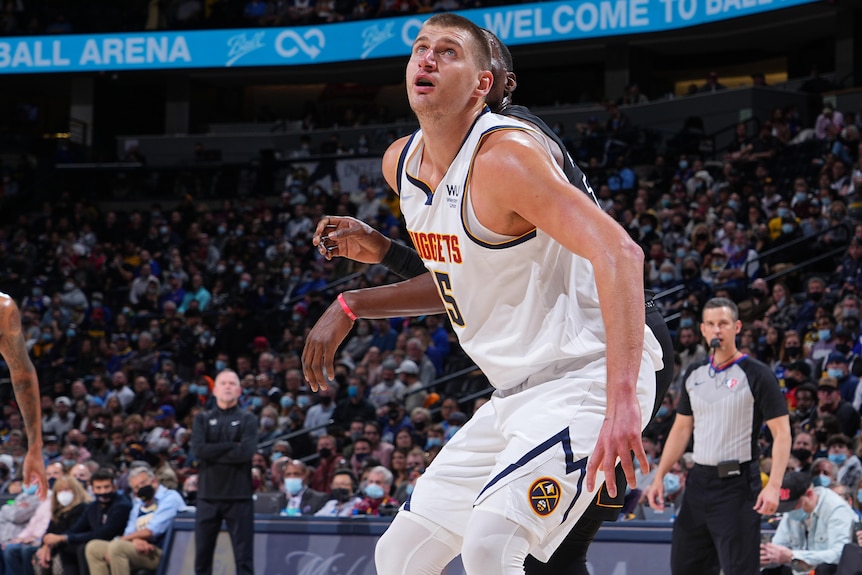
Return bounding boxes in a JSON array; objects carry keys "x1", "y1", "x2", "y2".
[
  {"x1": 826, "y1": 434, "x2": 862, "y2": 491},
  {"x1": 816, "y1": 377, "x2": 860, "y2": 439},
  {"x1": 85, "y1": 466, "x2": 183, "y2": 575},
  {"x1": 314, "y1": 469, "x2": 362, "y2": 518},
  {"x1": 280, "y1": 459, "x2": 328, "y2": 516},
  {"x1": 816, "y1": 104, "x2": 845, "y2": 141},
  {"x1": 761, "y1": 471, "x2": 853, "y2": 574},
  {"x1": 309, "y1": 435, "x2": 346, "y2": 494},
  {"x1": 41, "y1": 467, "x2": 132, "y2": 575},
  {"x1": 352, "y1": 465, "x2": 398, "y2": 516},
  {"x1": 363, "y1": 421, "x2": 393, "y2": 468},
  {"x1": 700, "y1": 71, "x2": 727, "y2": 93},
  {"x1": 32, "y1": 474, "x2": 90, "y2": 575}
]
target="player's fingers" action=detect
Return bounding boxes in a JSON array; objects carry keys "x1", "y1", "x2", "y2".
[
  {"x1": 628, "y1": 444, "x2": 649, "y2": 489},
  {"x1": 313, "y1": 216, "x2": 331, "y2": 240},
  {"x1": 585, "y1": 449, "x2": 601, "y2": 492}
]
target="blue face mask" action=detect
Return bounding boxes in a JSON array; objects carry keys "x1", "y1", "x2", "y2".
[
  {"x1": 284, "y1": 478, "x2": 304, "y2": 496},
  {"x1": 296, "y1": 396, "x2": 310, "y2": 409},
  {"x1": 827, "y1": 368, "x2": 844, "y2": 379},
  {"x1": 728, "y1": 200, "x2": 739, "y2": 211},
  {"x1": 280, "y1": 396, "x2": 294, "y2": 409},
  {"x1": 425, "y1": 438, "x2": 442, "y2": 449},
  {"x1": 812, "y1": 474, "x2": 831, "y2": 487},
  {"x1": 663, "y1": 473, "x2": 681, "y2": 496},
  {"x1": 785, "y1": 507, "x2": 808, "y2": 522},
  {"x1": 250, "y1": 396, "x2": 263, "y2": 409},
  {"x1": 347, "y1": 385, "x2": 358, "y2": 398},
  {"x1": 777, "y1": 207, "x2": 790, "y2": 219},
  {"x1": 857, "y1": 489, "x2": 862, "y2": 504},
  {"x1": 679, "y1": 318, "x2": 694, "y2": 328},
  {"x1": 781, "y1": 223, "x2": 794, "y2": 234},
  {"x1": 818, "y1": 329, "x2": 832, "y2": 341},
  {"x1": 364, "y1": 484, "x2": 385, "y2": 499},
  {"x1": 656, "y1": 406, "x2": 670, "y2": 418},
  {"x1": 22, "y1": 484, "x2": 38, "y2": 496},
  {"x1": 675, "y1": 248, "x2": 687, "y2": 259},
  {"x1": 405, "y1": 483, "x2": 414, "y2": 496},
  {"x1": 215, "y1": 360, "x2": 227, "y2": 372},
  {"x1": 660, "y1": 272, "x2": 674, "y2": 283},
  {"x1": 829, "y1": 453, "x2": 847, "y2": 466}
]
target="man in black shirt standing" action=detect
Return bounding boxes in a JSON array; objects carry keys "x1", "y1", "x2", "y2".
[{"x1": 190, "y1": 369, "x2": 258, "y2": 575}]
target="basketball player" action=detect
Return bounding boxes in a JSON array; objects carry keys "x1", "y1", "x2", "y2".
[
  {"x1": 0, "y1": 293, "x2": 48, "y2": 497},
  {"x1": 302, "y1": 13, "x2": 661, "y2": 574},
  {"x1": 307, "y1": 28, "x2": 674, "y2": 575}
]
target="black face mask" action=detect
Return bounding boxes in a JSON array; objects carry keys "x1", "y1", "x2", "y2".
[
  {"x1": 48, "y1": 477, "x2": 56, "y2": 490},
  {"x1": 836, "y1": 343, "x2": 851, "y2": 355},
  {"x1": 136, "y1": 485, "x2": 155, "y2": 501},
  {"x1": 320, "y1": 396, "x2": 332, "y2": 406},
  {"x1": 785, "y1": 346, "x2": 802, "y2": 357},
  {"x1": 331, "y1": 488, "x2": 353, "y2": 503},
  {"x1": 750, "y1": 288, "x2": 765, "y2": 298},
  {"x1": 808, "y1": 291, "x2": 823, "y2": 302},
  {"x1": 319, "y1": 448, "x2": 332, "y2": 459},
  {"x1": 97, "y1": 492, "x2": 115, "y2": 505},
  {"x1": 815, "y1": 429, "x2": 829, "y2": 443},
  {"x1": 791, "y1": 448, "x2": 812, "y2": 463}
]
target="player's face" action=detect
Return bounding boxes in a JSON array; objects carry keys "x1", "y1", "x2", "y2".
[{"x1": 407, "y1": 24, "x2": 490, "y2": 117}]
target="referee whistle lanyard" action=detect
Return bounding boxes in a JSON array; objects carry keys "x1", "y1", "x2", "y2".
[{"x1": 708, "y1": 352, "x2": 748, "y2": 386}]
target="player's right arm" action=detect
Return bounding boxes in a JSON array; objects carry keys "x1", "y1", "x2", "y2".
[
  {"x1": 0, "y1": 296, "x2": 47, "y2": 498},
  {"x1": 644, "y1": 413, "x2": 693, "y2": 510}
]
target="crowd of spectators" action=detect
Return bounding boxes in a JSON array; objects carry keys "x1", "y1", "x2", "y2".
[
  {"x1": 0, "y1": 0, "x2": 519, "y2": 37},
  {"x1": 0, "y1": 71, "x2": 858, "y2": 545}
]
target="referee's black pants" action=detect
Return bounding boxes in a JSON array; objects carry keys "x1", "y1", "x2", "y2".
[
  {"x1": 194, "y1": 498, "x2": 255, "y2": 575},
  {"x1": 672, "y1": 462, "x2": 762, "y2": 575}
]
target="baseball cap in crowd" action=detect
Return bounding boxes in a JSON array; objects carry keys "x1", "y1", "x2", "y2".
[
  {"x1": 787, "y1": 361, "x2": 812, "y2": 379},
  {"x1": 817, "y1": 376, "x2": 839, "y2": 391},
  {"x1": 44, "y1": 435, "x2": 59, "y2": 445},
  {"x1": 54, "y1": 396, "x2": 72, "y2": 408},
  {"x1": 826, "y1": 352, "x2": 849, "y2": 365},
  {"x1": 396, "y1": 360, "x2": 420, "y2": 376},
  {"x1": 777, "y1": 471, "x2": 812, "y2": 513},
  {"x1": 252, "y1": 336, "x2": 269, "y2": 350},
  {"x1": 382, "y1": 359, "x2": 399, "y2": 372},
  {"x1": 154, "y1": 405, "x2": 175, "y2": 421}
]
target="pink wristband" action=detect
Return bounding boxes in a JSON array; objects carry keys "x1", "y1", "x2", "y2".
[{"x1": 337, "y1": 293, "x2": 358, "y2": 321}]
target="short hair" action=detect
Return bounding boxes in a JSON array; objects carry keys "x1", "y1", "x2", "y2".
[
  {"x1": 128, "y1": 466, "x2": 155, "y2": 482},
  {"x1": 367, "y1": 465, "x2": 394, "y2": 486},
  {"x1": 703, "y1": 297, "x2": 739, "y2": 321},
  {"x1": 333, "y1": 468, "x2": 357, "y2": 489},
  {"x1": 421, "y1": 13, "x2": 491, "y2": 71},
  {"x1": 92, "y1": 467, "x2": 116, "y2": 483},
  {"x1": 826, "y1": 433, "x2": 853, "y2": 449}
]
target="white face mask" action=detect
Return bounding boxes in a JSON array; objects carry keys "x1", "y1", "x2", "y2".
[{"x1": 56, "y1": 490, "x2": 74, "y2": 507}]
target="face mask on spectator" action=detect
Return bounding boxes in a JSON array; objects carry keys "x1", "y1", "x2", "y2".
[{"x1": 663, "y1": 473, "x2": 681, "y2": 496}]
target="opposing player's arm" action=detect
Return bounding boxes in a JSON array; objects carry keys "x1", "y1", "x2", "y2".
[
  {"x1": 473, "y1": 131, "x2": 647, "y2": 495},
  {"x1": 0, "y1": 297, "x2": 46, "y2": 497}
]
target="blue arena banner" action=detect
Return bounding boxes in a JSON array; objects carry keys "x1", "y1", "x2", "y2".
[{"x1": 0, "y1": 0, "x2": 821, "y2": 74}]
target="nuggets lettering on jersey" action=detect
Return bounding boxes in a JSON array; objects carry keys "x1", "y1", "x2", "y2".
[
  {"x1": 529, "y1": 477, "x2": 561, "y2": 516},
  {"x1": 408, "y1": 231, "x2": 462, "y2": 264}
]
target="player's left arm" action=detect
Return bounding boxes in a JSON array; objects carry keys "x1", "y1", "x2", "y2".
[
  {"x1": 0, "y1": 297, "x2": 47, "y2": 498},
  {"x1": 473, "y1": 132, "x2": 647, "y2": 496},
  {"x1": 755, "y1": 414, "x2": 791, "y2": 515}
]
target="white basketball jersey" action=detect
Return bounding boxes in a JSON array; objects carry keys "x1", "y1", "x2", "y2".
[{"x1": 396, "y1": 109, "x2": 661, "y2": 391}]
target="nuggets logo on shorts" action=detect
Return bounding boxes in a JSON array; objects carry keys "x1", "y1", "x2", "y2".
[{"x1": 529, "y1": 477, "x2": 561, "y2": 516}]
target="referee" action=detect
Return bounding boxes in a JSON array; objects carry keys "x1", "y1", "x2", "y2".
[
  {"x1": 645, "y1": 297, "x2": 791, "y2": 575},
  {"x1": 190, "y1": 369, "x2": 259, "y2": 575}
]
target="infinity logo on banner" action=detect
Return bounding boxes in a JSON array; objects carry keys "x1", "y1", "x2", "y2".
[{"x1": 275, "y1": 29, "x2": 324, "y2": 59}]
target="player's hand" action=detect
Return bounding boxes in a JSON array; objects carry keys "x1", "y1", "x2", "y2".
[
  {"x1": 586, "y1": 395, "x2": 647, "y2": 498},
  {"x1": 753, "y1": 482, "x2": 779, "y2": 515},
  {"x1": 644, "y1": 477, "x2": 665, "y2": 511},
  {"x1": 313, "y1": 216, "x2": 391, "y2": 264},
  {"x1": 302, "y1": 298, "x2": 356, "y2": 392},
  {"x1": 23, "y1": 446, "x2": 48, "y2": 501}
]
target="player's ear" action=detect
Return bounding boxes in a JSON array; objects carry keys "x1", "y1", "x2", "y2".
[
  {"x1": 505, "y1": 72, "x2": 517, "y2": 97},
  {"x1": 477, "y1": 71, "x2": 493, "y2": 95}
]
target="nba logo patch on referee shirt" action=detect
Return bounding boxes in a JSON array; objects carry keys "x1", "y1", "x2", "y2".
[
  {"x1": 725, "y1": 377, "x2": 739, "y2": 390},
  {"x1": 529, "y1": 477, "x2": 561, "y2": 516}
]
